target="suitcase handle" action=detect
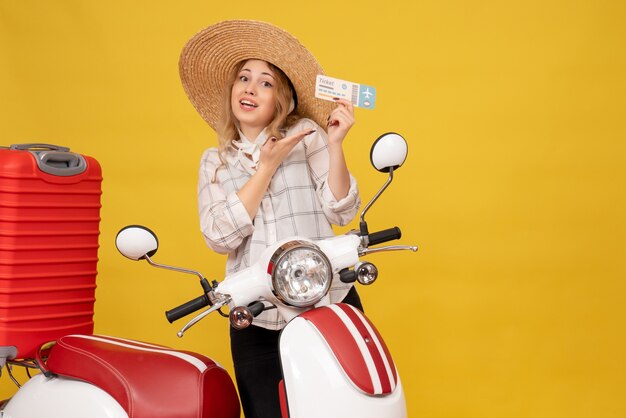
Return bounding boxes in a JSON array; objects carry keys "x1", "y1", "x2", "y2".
[
  {"x1": 36, "y1": 151, "x2": 87, "y2": 176},
  {"x1": 10, "y1": 143, "x2": 71, "y2": 152},
  {"x1": 10, "y1": 143, "x2": 87, "y2": 176}
]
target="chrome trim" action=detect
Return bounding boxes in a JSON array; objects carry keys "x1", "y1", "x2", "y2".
[
  {"x1": 268, "y1": 240, "x2": 332, "y2": 307},
  {"x1": 229, "y1": 306, "x2": 254, "y2": 330},
  {"x1": 177, "y1": 297, "x2": 230, "y2": 338},
  {"x1": 144, "y1": 254, "x2": 206, "y2": 281},
  {"x1": 360, "y1": 166, "x2": 394, "y2": 229},
  {"x1": 359, "y1": 245, "x2": 418, "y2": 256},
  {"x1": 355, "y1": 262, "x2": 379, "y2": 285}
]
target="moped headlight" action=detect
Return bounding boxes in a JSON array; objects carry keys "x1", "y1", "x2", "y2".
[{"x1": 268, "y1": 241, "x2": 332, "y2": 307}]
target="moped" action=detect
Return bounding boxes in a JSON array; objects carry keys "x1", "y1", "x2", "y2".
[{"x1": 0, "y1": 132, "x2": 416, "y2": 418}]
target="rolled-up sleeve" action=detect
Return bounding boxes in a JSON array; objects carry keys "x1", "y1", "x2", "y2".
[
  {"x1": 318, "y1": 173, "x2": 360, "y2": 226},
  {"x1": 303, "y1": 120, "x2": 361, "y2": 226},
  {"x1": 198, "y1": 150, "x2": 254, "y2": 254}
]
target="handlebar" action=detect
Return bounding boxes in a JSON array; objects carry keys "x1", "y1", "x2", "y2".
[
  {"x1": 165, "y1": 294, "x2": 211, "y2": 323},
  {"x1": 165, "y1": 227, "x2": 403, "y2": 323},
  {"x1": 368, "y1": 227, "x2": 402, "y2": 246}
]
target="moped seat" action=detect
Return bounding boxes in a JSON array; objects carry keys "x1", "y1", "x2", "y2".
[{"x1": 45, "y1": 334, "x2": 240, "y2": 418}]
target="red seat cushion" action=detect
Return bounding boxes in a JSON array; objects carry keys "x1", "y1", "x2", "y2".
[{"x1": 46, "y1": 334, "x2": 240, "y2": 418}]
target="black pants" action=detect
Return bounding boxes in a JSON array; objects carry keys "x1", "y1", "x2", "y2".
[{"x1": 230, "y1": 287, "x2": 363, "y2": 418}]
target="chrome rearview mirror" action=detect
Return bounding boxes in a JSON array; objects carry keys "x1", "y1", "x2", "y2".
[
  {"x1": 360, "y1": 133, "x2": 409, "y2": 238},
  {"x1": 115, "y1": 225, "x2": 207, "y2": 282},
  {"x1": 370, "y1": 132, "x2": 408, "y2": 172},
  {"x1": 115, "y1": 225, "x2": 159, "y2": 260},
  {"x1": 115, "y1": 224, "x2": 216, "y2": 337}
]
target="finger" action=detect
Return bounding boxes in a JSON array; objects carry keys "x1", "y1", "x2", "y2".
[
  {"x1": 262, "y1": 136, "x2": 278, "y2": 150},
  {"x1": 328, "y1": 110, "x2": 353, "y2": 127},
  {"x1": 329, "y1": 105, "x2": 354, "y2": 123},
  {"x1": 331, "y1": 105, "x2": 354, "y2": 121},
  {"x1": 333, "y1": 98, "x2": 355, "y2": 114},
  {"x1": 328, "y1": 116, "x2": 346, "y2": 128},
  {"x1": 282, "y1": 128, "x2": 316, "y2": 143},
  {"x1": 332, "y1": 97, "x2": 352, "y2": 107}
]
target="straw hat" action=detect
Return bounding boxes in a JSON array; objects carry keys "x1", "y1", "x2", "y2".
[{"x1": 179, "y1": 20, "x2": 334, "y2": 131}]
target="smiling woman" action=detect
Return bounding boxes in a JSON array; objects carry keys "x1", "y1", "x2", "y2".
[
  {"x1": 178, "y1": 20, "x2": 362, "y2": 418},
  {"x1": 223, "y1": 59, "x2": 294, "y2": 149},
  {"x1": 3, "y1": 1, "x2": 625, "y2": 417},
  {"x1": 231, "y1": 60, "x2": 277, "y2": 138}
]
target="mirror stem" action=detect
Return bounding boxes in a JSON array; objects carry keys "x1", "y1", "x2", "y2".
[
  {"x1": 359, "y1": 167, "x2": 395, "y2": 235},
  {"x1": 143, "y1": 254, "x2": 207, "y2": 282}
]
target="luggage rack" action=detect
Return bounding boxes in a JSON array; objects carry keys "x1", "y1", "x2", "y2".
[{"x1": 1, "y1": 341, "x2": 55, "y2": 388}]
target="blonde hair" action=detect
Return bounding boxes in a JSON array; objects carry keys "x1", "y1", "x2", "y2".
[{"x1": 216, "y1": 60, "x2": 299, "y2": 158}]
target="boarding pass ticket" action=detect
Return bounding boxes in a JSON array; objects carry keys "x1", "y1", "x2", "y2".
[{"x1": 315, "y1": 75, "x2": 376, "y2": 109}]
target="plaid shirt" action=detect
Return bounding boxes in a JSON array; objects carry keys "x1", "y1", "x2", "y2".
[{"x1": 198, "y1": 118, "x2": 361, "y2": 330}]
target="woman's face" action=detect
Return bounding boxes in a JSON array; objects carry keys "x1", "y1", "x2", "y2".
[{"x1": 231, "y1": 59, "x2": 277, "y2": 138}]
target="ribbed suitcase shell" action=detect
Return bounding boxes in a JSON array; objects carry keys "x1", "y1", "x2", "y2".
[{"x1": 0, "y1": 145, "x2": 102, "y2": 359}]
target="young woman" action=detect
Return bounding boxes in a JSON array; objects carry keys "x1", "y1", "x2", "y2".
[{"x1": 179, "y1": 20, "x2": 363, "y2": 418}]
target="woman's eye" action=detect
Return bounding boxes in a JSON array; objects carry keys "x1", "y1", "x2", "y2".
[
  {"x1": 239, "y1": 75, "x2": 248, "y2": 82},
  {"x1": 261, "y1": 81, "x2": 273, "y2": 88}
]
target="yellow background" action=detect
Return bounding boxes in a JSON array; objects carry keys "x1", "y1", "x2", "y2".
[{"x1": 1, "y1": 1, "x2": 625, "y2": 417}]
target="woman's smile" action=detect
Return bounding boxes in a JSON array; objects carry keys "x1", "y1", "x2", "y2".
[
  {"x1": 231, "y1": 59, "x2": 277, "y2": 138},
  {"x1": 239, "y1": 98, "x2": 259, "y2": 110}
]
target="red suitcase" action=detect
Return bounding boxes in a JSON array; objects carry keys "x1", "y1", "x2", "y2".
[{"x1": 0, "y1": 144, "x2": 102, "y2": 360}]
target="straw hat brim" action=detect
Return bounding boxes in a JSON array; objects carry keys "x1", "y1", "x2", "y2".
[{"x1": 179, "y1": 20, "x2": 334, "y2": 131}]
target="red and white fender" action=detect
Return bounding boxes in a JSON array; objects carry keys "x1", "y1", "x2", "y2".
[{"x1": 278, "y1": 303, "x2": 406, "y2": 418}]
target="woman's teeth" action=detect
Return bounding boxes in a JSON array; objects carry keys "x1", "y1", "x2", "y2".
[{"x1": 241, "y1": 100, "x2": 257, "y2": 108}]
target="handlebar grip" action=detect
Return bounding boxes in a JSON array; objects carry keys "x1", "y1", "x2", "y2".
[
  {"x1": 165, "y1": 294, "x2": 210, "y2": 323},
  {"x1": 368, "y1": 227, "x2": 402, "y2": 246}
]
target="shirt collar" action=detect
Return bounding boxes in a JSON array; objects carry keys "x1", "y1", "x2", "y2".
[
  {"x1": 227, "y1": 128, "x2": 269, "y2": 176},
  {"x1": 236, "y1": 127, "x2": 269, "y2": 146}
]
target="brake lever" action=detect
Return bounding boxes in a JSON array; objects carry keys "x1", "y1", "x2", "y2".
[
  {"x1": 177, "y1": 295, "x2": 231, "y2": 338},
  {"x1": 359, "y1": 245, "x2": 418, "y2": 256}
]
